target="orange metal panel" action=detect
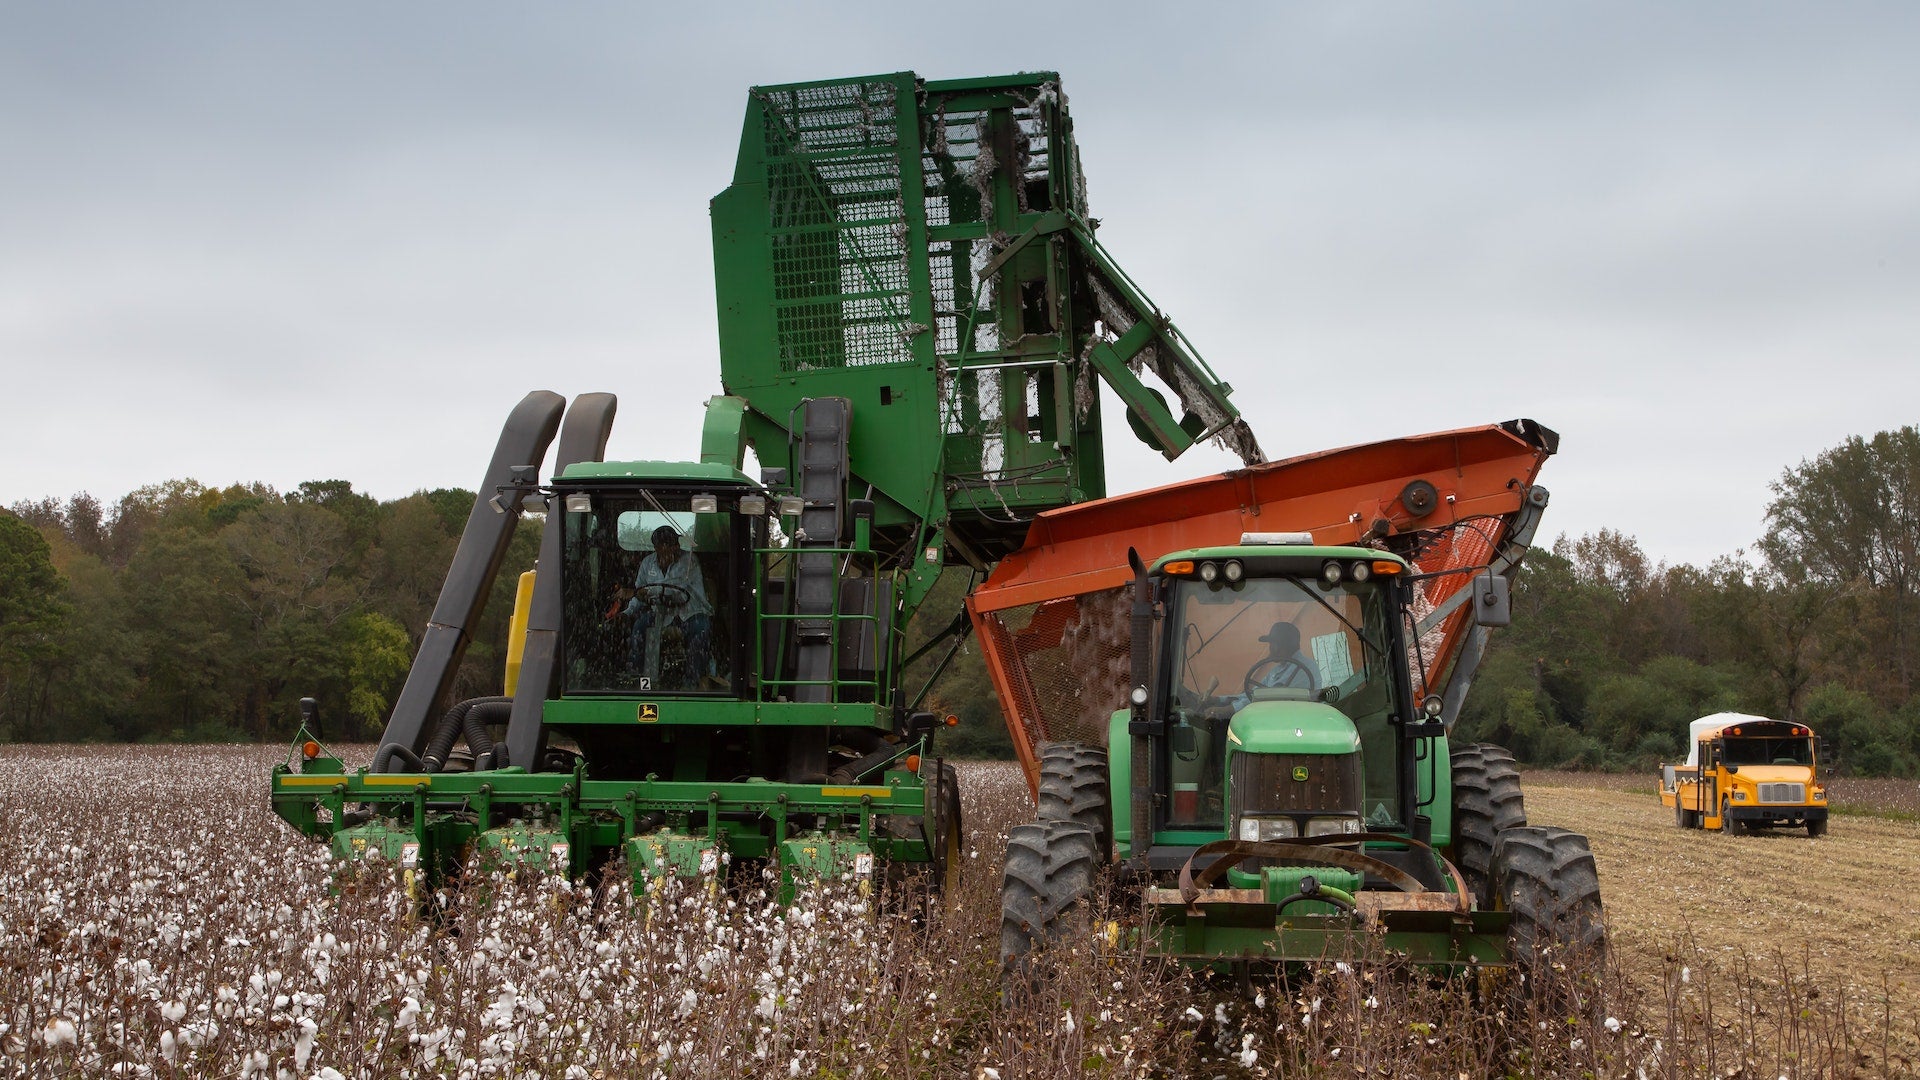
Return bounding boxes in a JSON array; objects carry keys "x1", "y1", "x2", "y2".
[
  {"x1": 966, "y1": 421, "x2": 1555, "y2": 782},
  {"x1": 972, "y1": 422, "x2": 1550, "y2": 614}
]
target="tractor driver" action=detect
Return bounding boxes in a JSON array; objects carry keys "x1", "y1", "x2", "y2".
[
  {"x1": 1245, "y1": 621, "x2": 1320, "y2": 695},
  {"x1": 624, "y1": 525, "x2": 712, "y2": 687}
]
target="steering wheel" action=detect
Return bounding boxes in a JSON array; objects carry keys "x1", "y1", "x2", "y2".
[
  {"x1": 635, "y1": 582, "x2": 692, "y2": 610},
  {"x1": 1245, "y1": 658, "x2": 1311, "y2": 696}
]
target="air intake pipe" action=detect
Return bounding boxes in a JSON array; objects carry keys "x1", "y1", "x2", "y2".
[{"x1": 421, "y1": 696, "x2": 510, "y2": 773}]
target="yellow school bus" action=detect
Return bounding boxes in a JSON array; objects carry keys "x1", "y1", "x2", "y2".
[{"x1": 1660, "y1": 713, "x2": 1828, "y2": 836}]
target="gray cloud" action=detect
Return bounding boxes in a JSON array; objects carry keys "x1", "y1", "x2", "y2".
[{"x1": 4, "y1": 3, "x2": 1915, "y2": 569}]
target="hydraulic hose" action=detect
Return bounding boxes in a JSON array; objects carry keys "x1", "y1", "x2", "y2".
[
  {"x1": 373, "y1": 742, "x2": 424, "y2": 774},
  {"x1": 421, "y1": 696, "x2": 510, "y2": 773},
  {"x1": 829, "y1": 741, "x2": 905, "y2": 784}
]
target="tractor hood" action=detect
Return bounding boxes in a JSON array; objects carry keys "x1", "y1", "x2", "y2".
[{"x1": 1226, "y1": 702, "x2": 1360, "y2": 756}]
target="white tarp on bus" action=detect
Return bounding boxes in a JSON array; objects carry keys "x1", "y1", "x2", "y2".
[{"x1": 1683, "y1": 712, "x2": 1775, "y2": 766}]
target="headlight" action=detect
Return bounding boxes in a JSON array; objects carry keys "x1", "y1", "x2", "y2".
[
  {"x1": 1237, "y1": 816, "x2": 1297, "y2": 842},
  {"x1": 1223, "y1": 560, "x2": 1244, "y2": 582},
  {"x1": 1320, "y1": 560, "x2": 1344, "y2": 586},
  {"x1": 1349, "y1": 561, "x2": 1372, "y2": 583},
  {"x1": 1732, "y1": 791, "x2": 1748, "y2": 801},
  {"x1": 1304, "y1": 817, "x2": 1362, "y2": 837},
  {"x1": 1199, "y1": 561, "x2": 1219, "y2": 583}
]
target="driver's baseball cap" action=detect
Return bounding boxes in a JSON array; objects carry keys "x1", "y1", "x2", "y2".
[{"x1": 650, "y1": 525, "x2": 680, "y2": 548}]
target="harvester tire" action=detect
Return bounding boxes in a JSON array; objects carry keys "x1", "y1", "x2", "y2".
[
  {"x1": 930, "y1": 764, "x2": 965, "y2": 893},
  {"x1": 999, "y1": 819, "x2": 1098, "y2": 976},
  {"x1": 1493, "y1": 826, "x2": 1606, "y2": 973},
  {"x1": 1451, "y1": 743, "x2": 1527, "y2": 907},
  {"x1": 1036, "y1": 742, "x2": 1113, "y2": 864}
]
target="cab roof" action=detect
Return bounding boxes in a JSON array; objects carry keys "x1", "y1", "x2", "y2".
[
  {"x1": 556, "y1": 461, "x2": 756, "y2": 486},
  {"x1": 1150, "y1": 544, "x2": 1408, "y2": 574}
]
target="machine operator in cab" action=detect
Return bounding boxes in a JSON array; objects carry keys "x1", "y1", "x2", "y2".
[{"x1": 624, "y1": 525, "x2": 713, "y2": 687}]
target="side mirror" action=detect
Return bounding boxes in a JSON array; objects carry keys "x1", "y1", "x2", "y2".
[{"x1": 1472, "y1": 574, "x2": 1512, "y2": 627}]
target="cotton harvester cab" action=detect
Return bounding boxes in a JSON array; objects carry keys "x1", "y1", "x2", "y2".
[{"x1": 269, "y1": 70, "x2": 1261, "y2": 897}]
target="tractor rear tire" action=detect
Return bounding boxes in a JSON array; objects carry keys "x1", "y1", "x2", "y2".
[
  {"x1": 1037, "y1": 742, "x2": 1113, "y2": 865},
  {"x1": 1494, "y1": 826, "x2": 1606, "y2": 970},
  {"x1": 1451, "y1": 743, "x2": 1527, "y2": 907},
  {"x1": 999, "y1": 819, "x2": 1098, "y2": 977}
]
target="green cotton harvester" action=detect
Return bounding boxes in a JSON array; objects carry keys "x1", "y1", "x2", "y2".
[{"x1": 271, "y1": 70, "x2": 1262, "y2": 900}]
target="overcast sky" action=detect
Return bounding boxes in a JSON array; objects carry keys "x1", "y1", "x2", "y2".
[{"x1": 4, "y1": 3, "x2": 1915, "y2": 568}]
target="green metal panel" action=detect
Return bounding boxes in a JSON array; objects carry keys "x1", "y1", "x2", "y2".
[
  {"x1": 1227, "y1": 705, "x2": 1362, "y2": 756},
  {"x1": 1106, "y1": 708, "x2": 1133, "y2": 855},
  {"x1": 1143, "y1": 901, "x2": 1509, "y2": 970},
  {"x1": 557, "y1": 461, "x2": 756, "y2": 485},
  {"x1": 711, "y1": 71, "x2": 1260, "y2": 571},
  {"x1": 475, "y1": 824, "x2": 571, "y2": 875},
  {"x1": 779, "y1": 834, "x2": 875, "y2": 885},
  {"x1": 1222, "y1": 864, "x2": 1364, "y2": 916},
  {"x1": 1424, "y1": 733, "x2": 1453, "y2": 848},
  {"x1": 626, "y1": 832, "x2": 723, "y2": 884},
  {"x1": 540, "y1": 698, "x2": 890, "y2": 727}
]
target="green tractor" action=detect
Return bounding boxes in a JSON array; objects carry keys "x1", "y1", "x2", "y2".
[{"x1": 1001, "y1": 534, "x2": 1606, "y2": 972}]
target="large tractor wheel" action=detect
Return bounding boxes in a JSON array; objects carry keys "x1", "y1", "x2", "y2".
[
  {"x1": 1036, "y1": 742, "x2": 1113, "y2": 864},
  {"x1": 999, "y1": 819, "x2": 1098, "y2": 975},
  {"x1": 1451, "y1": 743, "x2": 1527, "y2": 907},
  {"x1": 1493, "y1": 826, "x2": 1606, "y2": 970}
]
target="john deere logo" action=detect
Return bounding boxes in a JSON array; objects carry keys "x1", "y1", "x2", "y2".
[
  {"x1": 1291, "y1": 765, "x2": 1310, "y2": 782},
  {"x1": 638, "y1": 703, "x2": 659, "y2": 722}
]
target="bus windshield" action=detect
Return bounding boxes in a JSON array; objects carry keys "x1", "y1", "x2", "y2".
[{"x1": 1721, "y1": 737, "x2": 1814, "y2": 766}]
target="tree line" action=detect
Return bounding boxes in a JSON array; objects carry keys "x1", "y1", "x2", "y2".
[
  {"x1": 1, "y1": 426, "x2": 1916, "y2": 775},
  {"x1": 0, "y1": 480, "x2": 534, "y2": 744}
]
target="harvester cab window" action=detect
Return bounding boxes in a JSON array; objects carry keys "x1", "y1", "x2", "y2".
[{"x1": 560, "y1": 495, "x2": 743, "y2": 695}]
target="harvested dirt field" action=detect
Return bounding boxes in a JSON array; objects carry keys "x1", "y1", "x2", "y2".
[{"x1": 1524, "y1": 773, "x2": 1920, "y2": 1019}]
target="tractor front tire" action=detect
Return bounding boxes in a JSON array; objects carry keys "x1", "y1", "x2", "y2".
[
  {"x1": 1451, "y1": 743, "x2": 1527, "y2": 907},
  {"x1": 999, "y1": 819, "x2": 1098, "y2": 977},
  {"x1": 1037, "y1": 742, "x2": 1113, "y2": 864},
  {"x1": 1494, "y1": 826, "x2": 1606, "y2": 970}
]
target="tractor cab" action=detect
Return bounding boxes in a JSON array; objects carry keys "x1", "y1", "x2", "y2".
[{"x1": 1139, "y1": 538, "x2": 1431, "y2": 861}]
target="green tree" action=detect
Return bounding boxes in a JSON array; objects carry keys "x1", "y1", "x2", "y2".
[
  {"x1": 123, "y1": 526, "x2": 250, "y2": 735},
  {"x1": 341, "y1": 611, "x2": 412, "y2": 741},
  {"x1": 224, "y1": 499, "x2": 362, "y2": 737},
  {"x1": 0, "y1": 514, "x2": 68, "y2": 739},
  {"x1": 1762, "y1": 425, "x2": 1920, "y2": 702},
  {"x1": 369, "y1": 494, "x2": 460, "y2": 644}
]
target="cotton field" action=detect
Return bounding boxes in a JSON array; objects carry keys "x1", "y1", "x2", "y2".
[
  {"x1": 2, "y1": 745, "x2": 1911, "y2": 1078},
  {"x1": 0, "y1": 746, "x2": 1183, "y2": 1079}
]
